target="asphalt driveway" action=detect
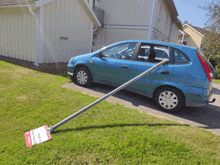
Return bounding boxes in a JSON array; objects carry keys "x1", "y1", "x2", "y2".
[{"x1": 63, "y1": 82, "x2": 220, "y2": 135}]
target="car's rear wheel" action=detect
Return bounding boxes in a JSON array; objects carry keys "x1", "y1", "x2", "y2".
[
  {"x1": 74, "y1": 67, "x2": 92, "y2": 87},
  {"x1": 154, "y1": 87, "x2": 185, "y2": 112}
]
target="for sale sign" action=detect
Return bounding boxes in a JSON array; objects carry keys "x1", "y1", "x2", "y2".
[{"x1": 25, "y1": 125, "x2": 52, "y2": 146}]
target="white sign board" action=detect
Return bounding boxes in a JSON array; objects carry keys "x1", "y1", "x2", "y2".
[{"x1": 25, "y1": 125, "x2": 52, "y2": 146}]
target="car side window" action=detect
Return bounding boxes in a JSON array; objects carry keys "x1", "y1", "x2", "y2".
[
  {"x1": 102, "y1": 42, "x2": 137, "y2": 60},
  {"x1": 155, "y1": 50, "x2": 169, "y2": 59},
  {"x1": 136, "y1": 45, "x2": 169, "y2": 63},
  {"x1": 174, "y1": 49, "x2": 190, "y2": 64}
]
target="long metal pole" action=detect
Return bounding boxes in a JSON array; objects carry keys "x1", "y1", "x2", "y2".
[{"x1": 47, "y1": 59, "x2": 169, "y2": 133}]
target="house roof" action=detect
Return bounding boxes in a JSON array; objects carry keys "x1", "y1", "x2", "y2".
[
  {"x1": 190, "y1": 25, "x2": 209, "y2": 35},
  {"x1": 183, "y1": 24, "x2": 207, "y2": 37},
  {"x1": 0, "y1": 0, "x2": 101, "y2": 27},
  {"x1": 0, "y1": 0, "x2": 38, "y2": 7}
]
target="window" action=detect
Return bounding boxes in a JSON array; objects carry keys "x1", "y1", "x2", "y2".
[
  {"x1": 174, "y1": 49, "x2": 190, "y2": 64},
  {"x1": 136, "y1": 45, "x2": 169, "y2": 63},
  {"x1": 102, "y1": 42, "x2": 137, "y2": 60}
]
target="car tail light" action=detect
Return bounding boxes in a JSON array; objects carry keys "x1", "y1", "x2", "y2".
[{"x1": 197, "y1": 52, "x2": 213, "y2": 81}]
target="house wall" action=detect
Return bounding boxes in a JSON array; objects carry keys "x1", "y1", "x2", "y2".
[
  {"x1": 101, "y1": 0, "x2": 153, "y2": 26},
  {"x1": 183, "y1": 26, "x2": 203, "y2": 48},
  {"x1": 170, "y1": 24, "x2": 179, "y2": 43},
  {"x1": 93, "y1": 27, "x2": 149, "y2": 51},
  {"x1": 153, "y1": 0, "x2": 179, "y2": 42},
  {"x1": 0, "y1": 7, "x2": 37, "y2": 62},
  {"x1": 93, "y1": 0, "x2": 179, "y2": 50},
  {"x1": 107, "y1": 28, "x2": 149, "y2": 44},
  {"x1": 43, "y1": 0, "x2": 93, "y2": 63},
  {"x1": 92, "y1": 0, "x2": 153, "y2": 50}
]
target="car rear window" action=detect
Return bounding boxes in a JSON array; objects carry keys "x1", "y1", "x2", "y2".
[{"x1": 173, "y1": 49, "x2": 190, "y2": 64}]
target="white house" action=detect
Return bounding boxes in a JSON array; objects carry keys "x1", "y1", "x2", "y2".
[
  {"x1": 0, "y1": 0, "x2": 101, "y2": 65},
  {"x1": 92, "y1": 0, "x2": 182, "y2": 51},
  {"x1": 0, "y1": 0, "x2": 181, "y2": 65}
]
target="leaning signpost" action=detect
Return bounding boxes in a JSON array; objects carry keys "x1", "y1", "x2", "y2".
[{"x1": 24, "y1": 59, "x2": 169, "y2": 146}]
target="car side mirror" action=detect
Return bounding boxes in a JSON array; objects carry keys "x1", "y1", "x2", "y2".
[{"x1": 97, "y1": 51, "x2": 104, "y2": 58}]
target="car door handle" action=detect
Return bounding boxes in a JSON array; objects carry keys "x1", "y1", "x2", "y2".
[
  {"x1": 160, "y1": 71, "x2": 170, "y2": 75},
  {"x1": 121, "y1": 65, "x2": 128, "y2": 69}
]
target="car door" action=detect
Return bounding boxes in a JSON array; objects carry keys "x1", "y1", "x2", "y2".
[
  {"x1": 127, "y1": 43, "x2": 173, "y2": 97},
  {"x1": 93, "y1": 42, "x2": 137, "y2": 86}
]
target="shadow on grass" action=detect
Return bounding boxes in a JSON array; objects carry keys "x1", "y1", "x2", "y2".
[
  {"x1": 53, "y1": 123, "x2": 188, "y2": 134},
  {"x1": 0, "y1": 56, "x2": 69, "y2": 77}
]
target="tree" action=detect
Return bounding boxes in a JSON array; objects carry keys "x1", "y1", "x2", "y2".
[
  {"x1": 201, "y1": 31, "x2": 220, "y2": 79},
  {"x1": 183, "y1": 20, "x2": 188, "y2": 25},
  {"x1": 201, "y1": 0, "x2": 220, "y2": 32},
  {"x1": 200, "y1": 0, "x2": 220, "y2": 79}
]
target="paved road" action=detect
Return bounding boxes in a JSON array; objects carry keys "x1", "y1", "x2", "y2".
[{"x1": 62, "y1": 82, "x2": 220, "y2": 135}]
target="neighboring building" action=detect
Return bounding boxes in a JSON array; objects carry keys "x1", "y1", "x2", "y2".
[
  {"x1": 0, "y1": 0, "x2": 102, "y2": 65},
  {"x1": 92, "y1": 0, "x2": 182, "y2": 51},
  {"x1": 0, "y1": 0, "x2": 181, "y2": 64},
  {"x1": 178, "y1": 24, "x2": 206, "y2": 48}
]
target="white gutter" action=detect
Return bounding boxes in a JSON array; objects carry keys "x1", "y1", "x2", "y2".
[
  {"x1": 28, "y1": 5, "x2": 37, "y2": 16},
  {"x1": 80, "y1": 0, "x2": 101, "y2": 27},
  {"x1": 35, "y1": 0, "x2": 55, "y2": 7},
  {"x1": 183, "y1": 24, "x2": 204, "y2": 37},
  {"x1": 0, "y1": 5, "x2": 30, "y2": 8},
  {"x1": 147, "y1": 0, "x2": 157, "y2": 40}
]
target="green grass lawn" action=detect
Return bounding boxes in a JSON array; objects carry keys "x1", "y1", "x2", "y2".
[
  {"x1": 214, "y1": 79, "x2": 220, "y2": 84},
  {"x1": 1, "y1": 60, "x2": 220, "y2": 164}
]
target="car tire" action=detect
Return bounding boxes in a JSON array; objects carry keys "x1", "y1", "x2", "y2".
[
  {"x1": 154, "y1": 87, "x2": 185, "y2": 112},
  {"x1": 74, "y1": 67, "x2": 92, "y2": 87}
]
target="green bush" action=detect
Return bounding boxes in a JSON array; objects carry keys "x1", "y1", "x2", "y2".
[
  {"x1": 215, "y1": 63, "x2": 220, "y2": 79},
  {"x1": 201, "y1": 32, "x2": 220, "y2": 79}
]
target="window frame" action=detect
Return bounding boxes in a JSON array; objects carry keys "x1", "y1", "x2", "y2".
[
  {"x1": 99, "y1": 42, "x2": 138, "y2": 60},
  {"x1": 171, "y1": 48, "x2": 191, "y2": 65},
  {"x1": 133, "y1": 43, "x2": 172, "y2": 64}
]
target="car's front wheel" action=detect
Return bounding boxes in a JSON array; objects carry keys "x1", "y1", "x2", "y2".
[
  {"x1": 74, "y1": 67, "x2": 92, "y2": 87},
  {"x1": 154, "y1": 87, "x2": 185, "y2": 112}
]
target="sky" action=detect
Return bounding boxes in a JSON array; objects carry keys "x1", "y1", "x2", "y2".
[{"x1": 173, "y1": 0, "x2": 212, "y2": 28}]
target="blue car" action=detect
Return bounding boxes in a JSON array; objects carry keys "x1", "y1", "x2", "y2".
[{"x1": 67, "y1": 40, "x2": 216, "y2": 112}]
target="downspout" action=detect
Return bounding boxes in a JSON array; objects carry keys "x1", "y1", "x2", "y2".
[
  {"x1": 105, "y1": 2, "x2": 110, "y2": 45},
  {"x1": 200, "y1": 36, "x2": 203, "y2": 48},
  {"x1": 93, "y1": 26, "x2": 98, "y2": 32},
  {"x1": 28, "y1": 5, "x2": 37, "y2": 16},
  {"x1": 28, "y1": 5, "x2": 39, "y2": 66},
  {"x1": 181, "y1": 34, "x2": 184, "y2": 45},
  {"x1": 147, "y1": 0, "x2": 157, "y2": 40}
]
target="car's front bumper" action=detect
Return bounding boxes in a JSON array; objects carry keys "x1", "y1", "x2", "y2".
[
  {"x1": 67, "y1": 64, "x2": 74, "y2": 77},
  {"x1": 68, "y1": 72, "x2": 73, "y2": 76}
]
